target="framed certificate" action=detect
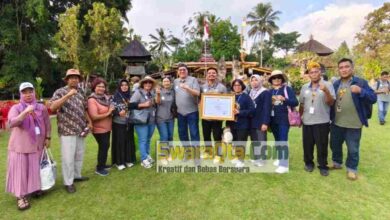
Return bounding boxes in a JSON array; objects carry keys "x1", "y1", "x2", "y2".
[{"x1": 200, "y1": 93, "x2": 235, "y2": 121}]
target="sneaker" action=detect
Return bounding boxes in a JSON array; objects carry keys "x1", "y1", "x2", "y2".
[
  {"x1": 304, "y1": 165, "x2": 314, "y2": 172},
  {"x1": 141, "y1": 159, "x2": 152, "y2": 169},
  {"x1": 103, "y1": 165, "x2": 112, "y2": 170},
  {"x1": 231, "y1": 157, "x2": 239, "y2": 164},
  {"x1": 213, "y1": 156, "x2": 222, "y2": 164},
  {"x1": 126, "y1": 163, "x2": 134, "y2": 168},
  {"x1": 347, "y1": 171, "x2": 358, "y2": 180},
  {"x1": 95, "y1": 169, "x2": 109, "y2": 176},
  {"x1": 320, "y1": 169, "x2": 329, "y2": 176},
  {"x1": 235, "y1": 161, "x2": 245, "y2": 168},
  {"x1": 201, "y1": 153, "x2": 211, "y2": 159},
  {"x1": 330, "y1": 164, "x2": 342, "y2": 170},
  {"x1": 160, "y1": 159, "x2": 168, "y2": 165},
  {"x1": 254, "y1": 160, "x2": 265, "y2": 167},
  {"x1": 275, "y1": 166, "x2": 289, "y2": 174},
  {"x1": 147, "y1": 155, "x2": 155, "y2": 164},
  {"x1": 380, "y1": 121, "x2": 385, "y2": 125},
  {"x1": 117, "y1": 164, "x2": 126, "y2": 171},
  {"x1": 273, "y1": 160, "x2": 280, "y2": 166}
]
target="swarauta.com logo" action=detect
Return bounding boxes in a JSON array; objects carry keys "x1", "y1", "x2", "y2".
[{"x1": 156, "y1": 141, "x2": 289, "y2": 173}]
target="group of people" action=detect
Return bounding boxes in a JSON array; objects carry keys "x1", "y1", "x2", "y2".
[{"x1": 5, "y1": 58, "x2": 379, "y2": 211}]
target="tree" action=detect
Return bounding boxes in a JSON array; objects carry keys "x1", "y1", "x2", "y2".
[
  {"x1": 54, "y1": 5, "x2": 85, "y2": 69},
  {"x1": 0, "y1": 0, "x2": 55, "y2": 97},
  {"x1": 85, "y1": 2, "x2": 124, "y2": 79},
  {"x1": 172, "y1": 40, "x2": 203, "y2": 62},
  {"x1": 246, "y1": 2, "x2": 281, "y2": 67},
  {"x1": 354, "y1": 3, "x2": 390, "y2": 74},
  {"x1": 149, "y1": 28, "x2": 173, "y2": 53},
  {"x1": 54, "y1": 3, "x2": 125, "y2": 83},
  {"x1": 183, "y1": 11, "x2": 220, "y2": 40},
  {"x1": 209, "y1": 19, "x2": 240, "y2": 61},
  {"x1": 273, "y1": 31, "x2": 300, "y2": 57}
]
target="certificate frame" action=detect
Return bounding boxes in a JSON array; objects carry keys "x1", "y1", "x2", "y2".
[{"x1": 200, "y1": 93, "x2": 236, "y2": 121}]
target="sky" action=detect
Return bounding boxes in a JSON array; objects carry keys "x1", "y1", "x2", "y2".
[{"x1": 126, "y1": 0, "x2": 386, "y2": 54}]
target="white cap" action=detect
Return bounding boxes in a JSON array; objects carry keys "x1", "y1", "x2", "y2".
[{"x1": 19, "y1": 82, "x2": 34, "y2": 92}]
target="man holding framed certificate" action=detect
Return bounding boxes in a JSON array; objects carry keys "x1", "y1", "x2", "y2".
[{"x1": 200, "y1": 67, "x2": 227, "y2": 159}]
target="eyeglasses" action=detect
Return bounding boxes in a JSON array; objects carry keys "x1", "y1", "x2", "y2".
[
  {"x1": 233, "y1": 84, "x2": 241, "y2": 87},
  {"x1": 120, "y1": 84, "x2": 129, "y2": 87},
  {"x1": 272, "y1": 76, "x2": 283, "y2": 80}
]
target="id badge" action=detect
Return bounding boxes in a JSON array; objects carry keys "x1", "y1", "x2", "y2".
[
  {"x1": 336, "y1": 106, "x2": 342, "y2": 112},
  {"x1": 35, "y1": 126, "x2": 41, "y2": 135},
  {"x1": 309, "y1": 107, "x2": 315, "y2": 114},
  {"x1": 271, "y1": 110, "x2": 275, "y2": 117},
  {"x1": 161, "y1": 96, "x2": 165, "y2": 100}
]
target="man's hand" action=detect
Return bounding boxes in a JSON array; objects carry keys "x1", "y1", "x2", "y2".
[
  {"x1": 276, "y1": 95, "x2": 286, "y2": 101},
  {"x1": 180, "y1": 83, "x2": 190, "y2": 90},
  {"x1": 319, "y1": 83, "x2": 328, "y2": 92},
  {"x1": 350, "y1": 85, "x2": 362, "y2": 94},
  {"x1": 233, "y1": 108, "x2": 239, "y2": 115},
  {"x1": 66, "y1": 88, "x2": 78, "y2": 97}
]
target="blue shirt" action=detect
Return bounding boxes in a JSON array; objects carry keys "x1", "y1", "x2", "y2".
[
  {"x1": 228, "y1": 93, "x2": 255, "y2": 130},
  {"x1": 270, "y1": 86, "x2": 299, "y2": 125},
  {"x1": 250, "y1": 90, "x2": 272, "y2": 128}
]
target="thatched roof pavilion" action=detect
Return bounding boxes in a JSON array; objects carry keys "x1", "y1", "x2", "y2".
[{"x1": 296, "y1": 35, "x2": 334, "y2": 56}]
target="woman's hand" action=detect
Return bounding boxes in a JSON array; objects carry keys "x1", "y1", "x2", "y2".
[
  {"x1": 119, "y1": 110, "x2": 126, "y2": 117},
  {"x1": 44, "y1": 139, "x2": 50, "y2": 148}
]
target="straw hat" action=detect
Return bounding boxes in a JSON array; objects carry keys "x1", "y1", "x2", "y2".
[
  {"x1": 139, "y1": 76, "x2": 157, "y2": 88},
  {"x1": 268, "y1": 70, "x2": 287, "y2": 83},
  {"x1": 63, "y1": 69, "x2": 83, "y2": 81}
]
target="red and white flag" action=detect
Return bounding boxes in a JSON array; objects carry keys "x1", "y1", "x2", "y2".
[{"x1": 203, "y1": 17, "x2": 210, "y2": 41}]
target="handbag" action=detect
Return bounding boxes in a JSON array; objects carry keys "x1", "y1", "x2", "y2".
[
  {"x1": 40, "y1": 148, "x2": 56, "y2": 191},
  {"x1": 129, "y1": 109, "x2": 149, "y2": 124},
  {"x1": 283, "y1": 86, "x2": 302, "y2": 127}
]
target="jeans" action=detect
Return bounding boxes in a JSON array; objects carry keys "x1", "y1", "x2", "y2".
[
  {"x1": 330, "y1": 124, "x2": 362, "y2": 173},
  {"x1": 135, "y1": 124, "x2": 156, "y2": 161},
  {"x1": 157, "y1": 120, "x2": 174, "y2": 142},
  {"x1": 93, "y1": 132, "x2": 111, "y2": 171},
  {"x1": 270, "y1": 124, "x2": 290, "y2": 167},
  {"x1": 177, "y1": 111, "x2": 200, "y2": 143},
  {"x1": 378, "y1": 101, "x2": 389, "y2": 123}
]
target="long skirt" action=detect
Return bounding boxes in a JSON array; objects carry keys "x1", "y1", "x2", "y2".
[
  {"x1": 6, "y1": 150, "x2": 41, "y2": 198},
  {"x1": 112, "y1": 122, "x2": 136, "y2": 166}
]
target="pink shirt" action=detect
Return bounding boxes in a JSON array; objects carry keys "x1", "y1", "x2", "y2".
[
  {"x1": 7, "y1": 104, "x2": 51, "y2": 154},
  {"x1": 87, "y1": 98, "x2": 112, "y2": 134}
]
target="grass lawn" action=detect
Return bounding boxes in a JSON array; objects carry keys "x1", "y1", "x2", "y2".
[{"x1": 0, "y1": 104, "x2": 390, "y2": 219}]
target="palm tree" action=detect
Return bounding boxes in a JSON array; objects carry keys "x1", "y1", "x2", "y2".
[
  {"x1": 247, "y1": 3, "x2": 281, "y2": 67},
  {"x1": 149, "y1": 28, "x2": 172, "y2": 54},
  {"x1": 182, "y1": 11, "x2": 220, "y2": 40}
]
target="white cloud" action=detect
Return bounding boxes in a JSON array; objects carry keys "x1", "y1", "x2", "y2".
[{"x1": 280, "y1": 3, "x2": 377, "y2": 50}]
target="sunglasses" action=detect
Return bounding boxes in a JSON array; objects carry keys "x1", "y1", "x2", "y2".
[{"x1": 272, "y1": 76, "x2": 283, "y2": 80}]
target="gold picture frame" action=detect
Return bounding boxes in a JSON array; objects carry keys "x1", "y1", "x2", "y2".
[{"x1": 200, "y1": 93, "x2": 236, "y2": 121}]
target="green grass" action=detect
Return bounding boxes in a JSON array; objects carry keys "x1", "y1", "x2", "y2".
[{"x1": 1, "y1": 104, "x2": 390, "y2": 219}]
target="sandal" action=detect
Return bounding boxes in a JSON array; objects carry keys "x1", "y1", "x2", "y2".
[
  {"x1": 17, "y1": 197, "x2": 30, "y2": 211},
  {"x1": 32, "y1": 190, "x2": 45, "y2": 198}
]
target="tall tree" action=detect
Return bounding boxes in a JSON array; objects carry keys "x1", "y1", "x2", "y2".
[
  {"x1": 85, "y1": 2, "x2": 124, "y2": 79},
  {"x1": 273, "y1": 31, "x2": 300, "y2": 57},
  {"x1": 0, "y1": 0, "x2": 54, "y2": 97},
  {"x1": 182, "y1": 11, "x2": 220, "y2": 40},
  {"x1": 54, "y1": 3, "x2": 125, "y2": 82},
  {"x1": 246, "y1": 2, "x2": 281, "y2": 67},
  {"x1": 209, "y1": 19, "x2": 240, "y2": 61},
  {"x1": 354, "y1": 3, "x2": 390, "y2": 74}
]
